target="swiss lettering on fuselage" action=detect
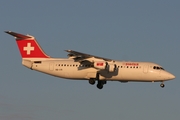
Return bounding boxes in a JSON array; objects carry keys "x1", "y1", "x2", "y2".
[
  {"x1": 123, "y1": 62, "x2": 139, "y2": 66},
  {"x1": 96, "y1": 62, "x2": 104, "y2": 66}
]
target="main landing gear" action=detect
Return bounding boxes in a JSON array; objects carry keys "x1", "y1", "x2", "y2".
[
  {"x1": 96, "y1": 80, "x2": 106, "y2": 89},
  {"x1": 88, "y1": 73, "x2": 107, "y2": 89},
  {"x1": 89, "y1": 79, "x2": 95, "y2": 85},
  {"x1": 88, "y1": 79, "x2": 106, "y2": 89}
]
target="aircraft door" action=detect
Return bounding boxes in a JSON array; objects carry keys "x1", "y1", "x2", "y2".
[
  {"x1": 49, "y1": 63, "x2": 54, "y2": 71},
  {"x1": 143, "y1": 65, "x2": 148, "y2": 74}
]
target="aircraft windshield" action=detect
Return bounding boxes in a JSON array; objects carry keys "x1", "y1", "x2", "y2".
[{"x1": 153, "y1": 66, "x2": 164, "y2": 70}]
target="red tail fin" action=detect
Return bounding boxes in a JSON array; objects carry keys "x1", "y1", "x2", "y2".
[{"x1": 5, "y1": 31, "x2": 50, "y2": 58}]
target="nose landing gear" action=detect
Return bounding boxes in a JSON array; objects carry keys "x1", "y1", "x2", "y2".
[{"x1": 160, "y1": 82, "x2": 165, "y2": 88}]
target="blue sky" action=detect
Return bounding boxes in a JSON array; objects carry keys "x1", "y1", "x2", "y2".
[{"x1": 0, "y1": 0, "x2": 180, "y2": 120}]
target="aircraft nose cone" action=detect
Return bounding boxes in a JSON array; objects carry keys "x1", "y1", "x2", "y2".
[
  {"x1": 160, "y1": 71, "x2": 175, "y2": 80},
  {"x1": 169, "y1": 73, "x2": 175, "y2": 79}
]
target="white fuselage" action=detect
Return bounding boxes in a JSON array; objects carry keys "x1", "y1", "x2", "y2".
[{"x1": 22, "y1": 58, "x2": 174, "y2": 83}]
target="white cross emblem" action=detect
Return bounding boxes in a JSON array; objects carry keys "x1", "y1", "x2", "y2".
[{"x1": 23, "y1": 43, "x2": 34, "y2": 55}]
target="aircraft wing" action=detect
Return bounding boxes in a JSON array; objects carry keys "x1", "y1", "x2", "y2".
[{"x1": 65, "y1": 50, "x2": 113, "y2": 62}]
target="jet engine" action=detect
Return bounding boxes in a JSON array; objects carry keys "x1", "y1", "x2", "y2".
[
  {"x1": 107, "y1": 63, "x2": 117, "y2": 72},
  {"x1": 94, "y1": 61, "x2": 107, "y2": 70},
  {"x1": 93, "y1": 61, "x2": 117, "y2": 72}
]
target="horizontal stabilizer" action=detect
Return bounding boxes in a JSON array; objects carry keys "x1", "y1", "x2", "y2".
[{"x1": 5, "y1": 31, "x2": 32, "y2": 39}]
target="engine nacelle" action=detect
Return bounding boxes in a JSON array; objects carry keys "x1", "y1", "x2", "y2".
[
  {"x1": 107, "y1": 63, "x2": 117, "y2": 72},
  {"x1": 94, "y1": 61, "x2": 107, "y2": 70},
  {"x1": 94, "y1": 61, "x2": 117, "y2": 72}
]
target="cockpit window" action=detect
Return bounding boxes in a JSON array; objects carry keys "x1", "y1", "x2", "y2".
[
  {"x1": 161, "y1": 67, "x2": 164, "y2": 70},
  {"x1": 153, "y1": 66, "x2": 164, "y2": 70}
]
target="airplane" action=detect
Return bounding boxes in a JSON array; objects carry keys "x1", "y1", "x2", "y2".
[{"x1": 5, "y1": 31, "x2": 175, "y2": 89}]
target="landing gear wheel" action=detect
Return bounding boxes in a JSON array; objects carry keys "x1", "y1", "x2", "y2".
[
  {"x1": 89, "y1": 79, "x2": 95, "y2": 85},
  {"x1": 160, "y1": 83, "x2": 165, "y2": 88},
  {"x1": 97, "y1": 84, "x2": 103, "y2": 89}
]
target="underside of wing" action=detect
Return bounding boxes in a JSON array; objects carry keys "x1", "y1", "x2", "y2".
[
  {"x1": 65, "y1": 50, "x2": 112, "y2": 62},
  {"x1": 65, "y1": 50, "x2": 117, "y2": 73}
]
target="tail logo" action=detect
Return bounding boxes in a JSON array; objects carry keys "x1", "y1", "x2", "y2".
[
  {"x1": 23, "y1": 43, "x2": 34, "y2": 55},
  {"x1": 5, "y1": 31, "x2": 50, "y2": 58}
]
